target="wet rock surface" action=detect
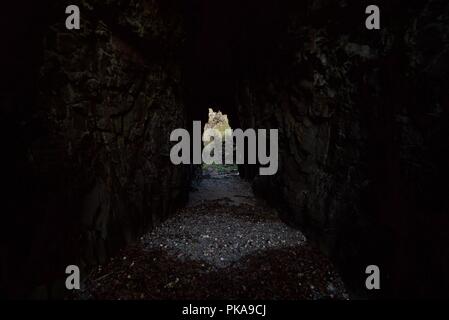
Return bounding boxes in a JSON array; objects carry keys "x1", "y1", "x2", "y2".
[{"x1": 81, "y1": 166, "x2": 348, "y2": 299}]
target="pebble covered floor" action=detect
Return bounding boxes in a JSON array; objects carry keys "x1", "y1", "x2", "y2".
[{"x1": 81, "y1": 165, "x2": 348, "y2": 300}]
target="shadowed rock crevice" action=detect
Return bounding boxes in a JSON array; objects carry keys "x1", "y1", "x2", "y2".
[{"x1": 1, "y1": 0, "x2": 448, "y2": 299}]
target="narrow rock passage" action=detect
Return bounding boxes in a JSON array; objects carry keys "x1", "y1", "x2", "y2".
[{"x1": 82, "y1": 166, "x2": 348, "y2": 300}]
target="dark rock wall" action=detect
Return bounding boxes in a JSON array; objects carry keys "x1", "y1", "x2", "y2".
[
  {"x1": 236, "y1": 0, "x2": 449, "y2": 297},
  {"x1": 1, "y1": 0, "x2": 190, "y2": 298}
]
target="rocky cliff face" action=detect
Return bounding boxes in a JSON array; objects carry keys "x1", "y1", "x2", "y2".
[
  {"x1": 1, "y1": 0, "x2": 190, "y2": 297},
  {"x1": 237, "y1": 0, "x2": 449, "y2": 297}
]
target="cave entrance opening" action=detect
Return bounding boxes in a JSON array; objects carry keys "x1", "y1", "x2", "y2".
[
  {"x1": 187, "y1": 108, "x2": 246, "y2": 206},
  {"x1": 201, "y1": 107, "x2": 238, "y2": 177}
]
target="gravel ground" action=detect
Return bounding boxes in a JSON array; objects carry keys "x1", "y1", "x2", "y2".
[
  {"x1": 80, "y1": 165, "x2": 348, "y2": 300},
  {"x1": 143, "y1": 204, "x2": 306, "y2": 269}
]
